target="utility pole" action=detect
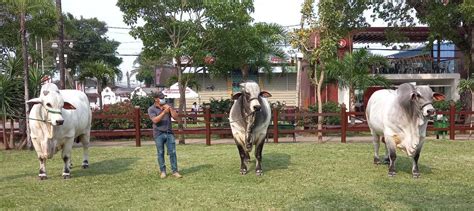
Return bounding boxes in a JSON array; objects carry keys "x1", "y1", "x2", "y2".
[{"x1": 56, "y1": 0, "x2": 66, "y2": 89}]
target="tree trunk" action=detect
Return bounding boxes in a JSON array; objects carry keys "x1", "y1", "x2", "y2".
[
  {"x1": 56, "y1": 0, "x2": 66, "y2": 89},
  {"x1": 176, "y1": 58, "x2": 185, "y2": 144},
  {"x1": 241, "y1": 64, "x2": 250, "y2": 81},
  {"x1": 316, "y1": 69, "x2": 324, "y2": 143},
  {"x1": 98, "y1": 81, "x2": 103, "y2": 110},
  {"x1": 20, "y1": 11, "x2": 31, "y2": 149},
  {"x1": 349, "y1": 86, "x2": 356, "y2": 124},
  {"x1": 2, "y1": 116, "x2": 9, "y2": 150},
  {"x1": 349, "y1": 87, "x2": 356, "y2": 112},
  {"x1": 9, "y1": 118, "x2": 15, "y2": 149}
]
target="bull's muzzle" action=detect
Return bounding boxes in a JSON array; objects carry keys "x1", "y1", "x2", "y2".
[
  {"x1": 253, "y1": 105, "x2": 261, "y2": 111},
  {"x1": 56, "y1": 120, "x2": 64, "y2": 125},
  {"x1": 427, "y1": 108, "x2": 436, "y2": 116}
]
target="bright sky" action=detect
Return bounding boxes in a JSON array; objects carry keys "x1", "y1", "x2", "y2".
[{"x1": 62, "y1": 0, "x2": 305, "y2": 85}]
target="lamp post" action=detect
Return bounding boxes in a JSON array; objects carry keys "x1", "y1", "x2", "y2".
[{"x1": 51, "y1": 40, "x2": 73, "y2": 87}]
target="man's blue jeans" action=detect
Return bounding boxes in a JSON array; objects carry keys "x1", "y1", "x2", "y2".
[{"x1": 154, "y1": 132, "x2": 178, "y2": 173}]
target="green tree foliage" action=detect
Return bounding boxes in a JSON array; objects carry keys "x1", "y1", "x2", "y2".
[
  {"x1": 117, "y1": 0, "x2": 212, "y2": 144},
  {"x1": 0, "y1": 0, "x2": 57, "y2": 51},
  {"x1": 371, "y1": 1, "x2": 474, "y2": 76},
  {"x1": 326, "y1": 48, "x2": 390, "y2": 112},
  {"x1": 130, "y1": 55, "x2": 168, "y2": 87},
  {"x1": 204, "y1": 0, "x2": 287, "y2": 79},
  {"x1": 2, "y1": 0, "x2": 57, "y2": 149},
  {"x1": 166, "y1": 74, "x2": 201, "y2": 92},
  {"x1": 291, "y1": 0, "x2": 368, "y2": 141},
  {"x1": 0, "y1": 55, "x2": 23, "y2": 147},
  {"x1": 63, "y1": 13, "x2": 122, "y2": 80},
  {"x1": 79, "y1": 60, "x2": 116, "y2": 109}
]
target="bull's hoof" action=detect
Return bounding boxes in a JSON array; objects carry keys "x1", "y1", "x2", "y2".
[
  {"x1": 62, "y1": 173, "x2": 71, "y2": 179},
  {"x1": 240, "y1": 169, "x2": 248, "y2": 175},
  {"x1": 82, "y1": 160, "x2": 89, "y2": 169},
  {"x1": 374, "y1": 158, "x2": 382, "y2": 165},
  {"x1": 38, "y1": 175, "x2": 48, "y2": 180},
  {"x1": 388, "y1": 171, "x2": 396, "y2": 177},
  {"x1": 412, "y1": 172, "x2": 421, "y2": 179},
  {"x1": 256, "y1": 170, "x2": 263, "y2": 176},
  {"x1": 383, "y1": 157, "x2": 390, "y2": 165}
]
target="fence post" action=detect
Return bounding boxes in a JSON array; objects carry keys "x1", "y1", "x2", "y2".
[
  {"x1": 449, "y1": 101, "x2": 455, "y2": 140},
  {"x1": 204, "y1": 105, "x2": 211, "y2": 146},
  {"x1": 341, "y1": 103, "x2": 347, "y2": 143},
  {"x1": 272, "y1": 106, "x2": 279, "y2": 143},
  {"x1": 134, "y1": 106, "x2": 141, "y2": 147}
]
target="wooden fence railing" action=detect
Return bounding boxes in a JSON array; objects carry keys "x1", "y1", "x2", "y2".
[{"x1": 2, "y1": 102, "x2": 474, "y2": 148}]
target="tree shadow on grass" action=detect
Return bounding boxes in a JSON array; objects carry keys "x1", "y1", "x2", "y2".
[
  {"x1": 181, "y1": 164, "x2": 213, "y2": 175},
  {"x1": 0, "y1": 172, "x2": 32, "y2": 182},
  {"x1": 73, "y1": 157, "x2": 139, "y2": 177},
  {"x1": 263, "y1": 152, "x2": 291, "y2": 173}
]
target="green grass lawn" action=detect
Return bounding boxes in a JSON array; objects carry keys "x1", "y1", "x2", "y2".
[{"x1": 1, "y1": 140, "x2": 473, "y2": 209}]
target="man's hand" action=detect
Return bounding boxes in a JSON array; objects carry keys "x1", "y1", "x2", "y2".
[{"x1": 162, "y1": 104, "x2": 171, "y2": 113}]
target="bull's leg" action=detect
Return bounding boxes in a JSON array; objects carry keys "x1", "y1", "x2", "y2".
[
  {"x1": 255, "y1": 139, "x2": 264, "y2": 176},
  {"x1": 78, "y1": 133, "x2": 90, "y2": 169},
  {"x1": 372, "y1": 134, "x2": 381, "y2": 164},
  {"x1": 236, "y1": 144, "x2": 248, "y2": 175},
  {"x1": 382, "y1": 139, "x2": 390, "y2": 165},
  {"x1": 61, "y1": 141, "x2": 74, "y2": 179},
  {"x1": 31, "y1": 137, "x2": 48, "y2": 180},
  {"x1": 38, "y1": 157, "x2": 47, "y2": 180},
  {"x1": 385, "y1": 138, "x2": 397, "y2": 177},
  {"x1": 412, "y1": 141, "x2": 424, "y2": 178}
]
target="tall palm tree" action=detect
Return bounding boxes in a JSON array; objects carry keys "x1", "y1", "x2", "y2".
[
  {"x1": 79, "y1": 61, "x2": 116, "y2": 109},
  {"x1": 4, "y1": 0, "x2": 56, "y2": 148},
  {"x1": 326, "y1": 49, "x2": 391, "y2": 112}
]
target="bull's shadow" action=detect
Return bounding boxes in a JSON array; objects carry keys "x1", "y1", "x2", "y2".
[
  {"x1": 180, "y1": 164, "x2": 213, "y2": 175},
  {"x1": 261, "y1": 152, "x2": 291, "y2": 173},
  {"x1": 73, "y1": 157, "x2": 138, "y2": 177},
  {"x1": 377, "y1": 156, "x2": 433, "y2": 175}
]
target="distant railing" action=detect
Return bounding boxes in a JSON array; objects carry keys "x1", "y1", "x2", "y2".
[{"x1": 372, "y1": 57, "x2": 461, "y2": 74}]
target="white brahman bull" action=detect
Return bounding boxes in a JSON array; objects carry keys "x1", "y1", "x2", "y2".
[
  {"x1": 28, "y1": 83, "x2": 91, "y2": 179},
  {"x1": 229, "y1": 81, "x2": 272, "y2": 176},
  {"x1": 366, "y1": 83, "x2": 445, "y2": 178}
]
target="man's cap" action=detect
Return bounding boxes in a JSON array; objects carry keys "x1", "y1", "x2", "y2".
[{"x1": 152, "y1": 91, "x2": 166, "y2": 99}]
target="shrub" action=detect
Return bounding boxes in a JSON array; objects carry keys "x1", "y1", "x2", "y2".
[
  {"x1": 433, "y1": 100, "x2": 463, "y2": 111},
  {"x1": 202, "y1": 98, "x2": 233, "y2": 127},
  {"x1": 306, "y1": 102, "x2": 341, "y2": 125},
  {"x1": 92, "y1": 102, "x2": 135, "y2": 130},
  {"x1": 131, "y1": 96, "x2": 154, "y2": 128}
]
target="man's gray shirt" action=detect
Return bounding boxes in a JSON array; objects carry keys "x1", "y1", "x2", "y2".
[{"x1": 148, "y1": 104, "x2": 173, "y2": 137}]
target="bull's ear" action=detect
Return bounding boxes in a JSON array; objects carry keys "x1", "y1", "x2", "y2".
[
  {"x1": 63, "y1": 102, "x2": 76, "y2": 110},
  {"x1": 26, "y1": 98, "x2": 42, "y2": 106},
  {"x1": 433, "y1": 93, "x2": 445, "y2": 101},
  {"x1": 260, "y1": 91, "x2": 272, "y2": 98},
  {"x1": 410, "y1": 92, "x2": 417, "y2": 101},
  {"x1": 232, "y1": 93, "x2": 242, "y2": 100}
]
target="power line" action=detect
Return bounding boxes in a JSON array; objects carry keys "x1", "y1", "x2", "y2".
[{"x1": 107, "y1": 26, "x2": 132, "y2": 30}]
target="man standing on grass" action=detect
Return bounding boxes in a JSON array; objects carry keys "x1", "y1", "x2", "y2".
[{"x1": 148, "y1": 91, "x2": 183, "y2": 179}]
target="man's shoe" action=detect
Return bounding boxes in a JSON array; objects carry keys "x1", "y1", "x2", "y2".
[
  {"x1": 160, "y1": 172, "x2": 167, "y2": 179},
  {"x1": 172, "y1": 172, "x2": 183, "y2": 178}
]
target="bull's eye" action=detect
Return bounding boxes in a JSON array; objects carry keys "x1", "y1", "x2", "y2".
[
  {"x1": 46, "y1": 103, "x2": 52, "y2": 108},
  {"x1": 244, "y1": 93, "x2": 251, "y2": 99}
]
